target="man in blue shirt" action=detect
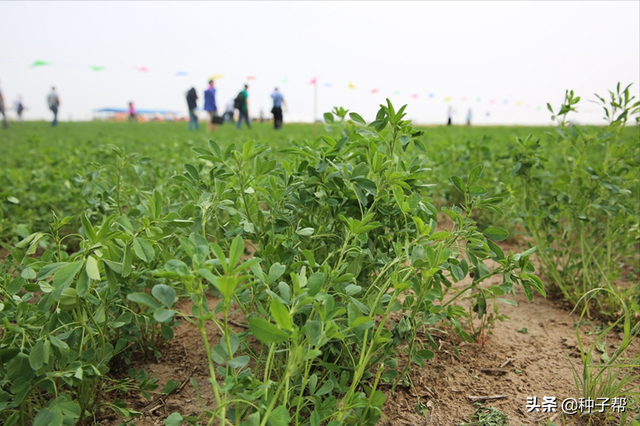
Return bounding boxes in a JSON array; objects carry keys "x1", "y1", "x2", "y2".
[
  {"x1": 204, "y1": 80, "x2": 218, "y2": 132},
  {"x1": 270, "y1": 87, "x2": 286, "y2": 129}
]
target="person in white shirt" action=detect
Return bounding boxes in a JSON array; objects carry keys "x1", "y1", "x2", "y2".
[
  {"x1": 47, "y1": 87, "x2": 60, "y2": 126},
  {"x1": 270, "y1": 87, "x2": 287, "y2": 129}
]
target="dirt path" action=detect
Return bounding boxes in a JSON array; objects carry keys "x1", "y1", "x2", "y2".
[{"x1": 99, "y1": 246, "x2": 638, "y2": 426}]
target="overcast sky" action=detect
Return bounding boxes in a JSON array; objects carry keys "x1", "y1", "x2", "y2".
[{"x1": 1, "y1": 1, "x2": 638, "y2": 125}]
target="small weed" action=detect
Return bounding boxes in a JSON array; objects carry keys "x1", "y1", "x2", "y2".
[
  {"x1": 517, "y1": 327, "x2": 529, "y2": 334},
  {"x1": 460, "y1": 403, "x2": 509, "y2": 426}
]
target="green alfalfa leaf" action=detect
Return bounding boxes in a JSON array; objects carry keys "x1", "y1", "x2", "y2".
[
  {"x1": 486, "y1": 239, "x2": 506, "y2": 260},
  {"x1": 121, "y1": 243, "x2": 132, "y2": 277},
  {"x1": 208, "y1": 139, "x2": 222, "y2": 157},
  {"x1": 267, "y1": 406, "x2": 291, "y2": 426},
  {"x1": 268, "y1": 263, "x2": 286, "y2": 284},
  {"x1": 450, "y1": 175, "x2": 466, "y2": 193},
  {"x1": 307, "y1": 272, "x2": 325, "y2": 296},
  {"x1": 467, "y1": 185, "x2": 488, "y2": 196},
  {"x1": 270, "y1": 298, "x2": 292, "y2": 331},
  {"x1": 127, "y1": 292, "x2": 162, "y2": 309},
  {"x1": 483, "y1": 226, "x2": 509, "y2": 242},
  {"x1": 301, "y1": 249, "x2": 316, "y2": 268},
  {"x1": 81, "y1": 213, "x2": 97, "y2": 243},
  {"x1": 152, "y1": 189, "x2": 163, "y2": 220},
  {"x1": 315, "y1": 380, "x2": 334, "y2": 396},
  {"x1": 305, "y1": 320, "x2": 322, "y2": 346},
  {"x1": 249, "y1": 318, "x2": 289, "y2": 344},
  {"x1": 152, "y1": 284, "x2": 177, "y2": 308},
  {"x1": 51, "y1": 261, "x2": 83, "y2": 301},
  {"x1": 49, "y1": 335, "x2": 69, "y2": 353},
  {"x1": 85, "y1": 256, "x2": 101, "y2": 281},
  {"x1": 296, "y1": 227, "x2": 314, "y2": 237},
  {"x1": 245, "y1": 412, "x2": 260, "y2": 426},
  {"x1": 323, "y1": 112, "x2": 335, "y2": 124},
  {"x1": 33, "y1": 408, "x2": 60, "y2": 426},
  {"x1": 198, "y1": 268, "x2": 220, "y2": 291},
  {"x1": 184, "y1": 163, "x2": 200, "y2": 181},
  {"x1": 75, "y1": 270, "x2": 89, "y2": 298},
  {"x1": 351, "y1": 316, "x2": 373, "y2": 329},
  {"x1": 153, "y1": 308, "x2": 176, "y2": 323},
  {"x1": 218, "y1": 276, "x2": 239, "y2": 299},
  {"x1": 210, "y1": 242, "x2": 228, "y2": 273},
  {"x1": 164, "y1": 412, "x2": 183, "y2": 426},
  {"x1": 29, "y1": 339, "x2": 49, "y2": 370},
  {"x1": 310, "y1": 411, "x2": 320, "y2": 426},
  {"x1": 416, "y1": 349, "x2": 435, "y2": 360},
  {"x1": 228, "y1": 235, "x2": 244, "y2": 270},
  {"x1": 133, "y1": 238, "x2": 155, "y2": 262},
  {"x1": 242, "y1": 139, "x2": 256, "y2": 162},
  {"x1": 468, "y1": 164, "x2": 484, "y2": 187},
  {"x1": 349, "y1": 112, "x2": 366, "y2": 125}
]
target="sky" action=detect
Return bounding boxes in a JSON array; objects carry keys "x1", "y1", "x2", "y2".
[{"x1": 0, "y1": 1, "x2": 638, "y2": 125}]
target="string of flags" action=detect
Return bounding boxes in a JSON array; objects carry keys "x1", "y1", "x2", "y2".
[{"x1": 23, "y1": 60, "x2": 602, "y2": 113}]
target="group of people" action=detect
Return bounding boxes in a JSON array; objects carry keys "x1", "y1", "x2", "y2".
[
  {"x1": 185, "y1": 81, "x2": 287, "y2": 132},
  {"x1": 0, "y1": 80, "x2": 28, "y2": 128},
  {"x1": 447, "y1": 106, "x2": 473, "y2": 126}
]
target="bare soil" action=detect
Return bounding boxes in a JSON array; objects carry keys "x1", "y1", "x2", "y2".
[{"x1": 97, "y1": 239, "x2": 639, "y2": 426}]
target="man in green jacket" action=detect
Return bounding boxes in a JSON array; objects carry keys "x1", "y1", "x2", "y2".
[{"x1": 236, "y1": 85, "x2": 251, "y2": 129}]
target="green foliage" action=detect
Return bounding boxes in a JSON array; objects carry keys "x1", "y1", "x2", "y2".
[
  {"x1": 508, "y1": 83, "x2": 640, "y2": 319},
  {"x1": 0, "y1": 85, "x2": 636, "y2": 425}
]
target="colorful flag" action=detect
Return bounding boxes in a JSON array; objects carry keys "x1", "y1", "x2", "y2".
[
  {"x1": 310, "y1": 78, "x2": 317, "y2": 85},
  {"x1": 210, "y1": 74, "x2": 224, "y2": 80},
  {"x1": 175, "y1": 71, "x2": 188, "y2": 76},
  {"x1": 349, "y1": 82, "x2": 356, "y2": 89},
  {"x1": 444, "y1": 96, "x2": 451, "y2": 102},
  {"x1": 394, "y1": 91, "x2": 400, "y2": 95},
  {"x1": 371, "y1": 89, "x2": 379, "y2": 93},
  {"x1": 90, "y1": 66, "x2": 105, "y2": 71},
  {"x1": 476, "y1": 98, "x2": 482, "y2": 102},
  {"x1": 324, "y1": 83, "x2": 333, "y2": 87},
  {"x1": 136, "y1": 66, "x2": 149, "y2": 72},
  {"x1": 247, "y1": 76, "x2": 256, "y2": 80},
  {"x1": 516, "y1": 101, "x2": 523, "y2": 106},
  {"x1": 29, "y1": 60, "x2": 50, "y2": 67},
  {"x1": 411, "y1": 93, "x2": 418, "y2": 99},
  {"x1": 429, "y1": 93, "x2": 435, "y2": 98}
]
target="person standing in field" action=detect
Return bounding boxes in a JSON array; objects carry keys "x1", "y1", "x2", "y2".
[
  {"x1": 270, "y1": 87, "x2": 286, "y2": 130},
  {"x1": 204, "y1": 80, "x2": 218, "y2": 132},
  {"x1": 128, "y1": 102, "x2": 137, "y2": 122},
  {"x1": 47, "y1": 86, "x2": 60, "y2": 127},
  {"x1": 447, "y1": 105, "x2": 453, "y2": 126},
  {"x1": 224, "y1": 98, "x2": 235, "y2": 123},
  {"x1": 236, "y1": 84, "x2": 250, "y2": 130},
  {"x1": 0, "y1": 81, "x2": 8, "y2": 128},
  {"x1": 466, "y1": 108, "x2": 472, "y2": 126},
  {"x1": 15, "y1": 96, "x2": 25, "y2": 121},
  {"x1": 186, "y1": 87, "x2": 199, "y2": 131}
]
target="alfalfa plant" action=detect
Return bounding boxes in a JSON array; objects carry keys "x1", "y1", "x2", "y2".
[
  {"x1": 510, "y1": 83, "x2": 640, "y2": 319},
  {"x1": 569, "y1": 288, "x2": 640, "y2": 425},
  {"x1": 150, "y1": 99, "x2": 545, "y2": 426}
]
